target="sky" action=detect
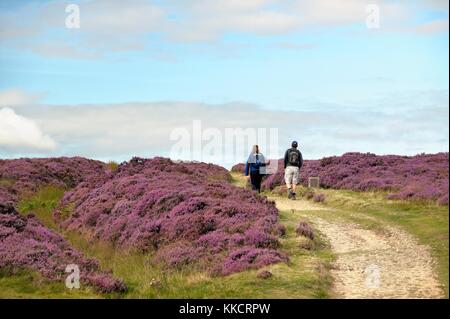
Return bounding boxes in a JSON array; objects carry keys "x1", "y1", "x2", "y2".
[{"x1": 0, "y1": 0, "x2": 448, "y2": 167}]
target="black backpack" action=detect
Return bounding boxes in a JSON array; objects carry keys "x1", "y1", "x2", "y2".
[{"x1": 288, "y1": 149, "x2": 300, "y2": 166}]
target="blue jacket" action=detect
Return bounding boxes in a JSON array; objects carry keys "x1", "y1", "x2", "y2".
[{"x1": 245, "y1": 153, "x2": 266, "y2": 176}]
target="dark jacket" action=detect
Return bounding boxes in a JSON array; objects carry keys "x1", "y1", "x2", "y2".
[
  {"x1": 245, "y1": 153, "x2": 266, "y2": 176},
  {"x1": 284, "y1": 148, "x2": 303, "y2": 169}
]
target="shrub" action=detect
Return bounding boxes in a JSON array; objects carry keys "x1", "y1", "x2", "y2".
[
  {"x1": 221, "y1": 247, "x2": 288, "y2": 276},
  {"x1": 231, "y1": 163, "x2": 246, "y2": 173},
  {"x1": 0, "y1": 207, "x2": 126, "y2": 293},
  {"x1": 0, "y1": 157, "x2": 124, "y2": 293},
  {"x1": 59, "y1": 157, "x2": 287, "y2": 276},
  {"x1": 257, "y1": 270, "x2": 273, "y2": 279},
  {"x1": 275, "y1": 224, "x2": 286, "y2": 237},
  {"x1": 299, "y1": 188, "x2": 315, "y2": 200},
  {"x1": 0, "y1": 157, "x2": 107, "y2": 202},
  {"x1": 296, "y1": 221, "x2": 314, "y2": 240},
  {"x1": 313, "y1": 193, "x2": 326, "y2": 203},
  {"x1": 437, "y1": 194, "x2": 448, "y2": 206}
]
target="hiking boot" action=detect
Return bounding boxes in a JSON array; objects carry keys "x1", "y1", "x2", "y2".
[{"x1": 287, "y1": 189, "x2": 293, "y2": 199}]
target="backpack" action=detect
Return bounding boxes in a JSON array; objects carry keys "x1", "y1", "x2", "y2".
[{"x1": 288, "y1": 149, "x2": 300, "y2": 166}]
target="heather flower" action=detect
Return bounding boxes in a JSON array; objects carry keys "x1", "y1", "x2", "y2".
[
  {"x1": 296, "y1": 221, "x2": 314, "y2": 240},
  {"x1": 221, "y1": 247, "x2": 288, "y2": 276},
  {"x1": 0, "y1": 157, "x2": 125, "y2": 293},
  {"x1": 438, "y1": 194, "x2": 448, "y2": 206},
  {"x1": 231, "y1": 163, "x2": 246, "y2": 173},
  {"x1": 58, "y1": 157, "x2": 287, "y2": 275},
  {"x1": 244, "y1": 229, "x2": 279, "y2": 248},
  {"x1": 0, "y1": 208, "x2": 126, "y2": 293},
  {"x1": 313, "y1": 193, "x2": 326, "y2": 203},
  {"x1": 275, "y1": 224, "x2": 286, "y2": 237}
]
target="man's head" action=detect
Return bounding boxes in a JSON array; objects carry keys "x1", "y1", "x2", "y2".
[{"x1": 291, "y1": 141, "x2": 298, "y2": 148}]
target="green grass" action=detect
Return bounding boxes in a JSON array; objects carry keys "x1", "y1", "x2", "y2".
[
  {"x1": 17, "y1": 186, "x2": 66, "y2": 229},
  {"x1": 0, "y1": 269, "x2": 99, "y2": 299},
  {"x1": 0, "y1": 178, "x2": 15, "y2": 187},
  {"x1": 10, "y1": 183, "x2": 334, "y2": 299},
  {"x1": 106, "y1": 161, "x2": 119, "y2": 171}
]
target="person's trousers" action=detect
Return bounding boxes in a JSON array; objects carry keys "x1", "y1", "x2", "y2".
[
  {"x1": 250, "y1": 171, "x2": 263, "y2": 193},
  {"x1": 284, "y1": 166, "x2": 299, "y2": 185}
]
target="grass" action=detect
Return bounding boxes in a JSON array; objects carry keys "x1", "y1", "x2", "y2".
[
  {"x1": 9, "y1": 183, "x2": 334, "y2": 299},
  {"x1": 106, "y1": 161, "x2": 119, "y2": 171},
  {"x1": 64, "y1": 230, "x2": 333, "y2": 298},
  {"x1": 17, "y1": 185, "x2": 66, "y2": 229},
  {"x1": 0, "y1": 269, "x2": 99, "y2": 299},
  {"x1": 0, "y1": 178, "x2": 15, "y2": 187}
]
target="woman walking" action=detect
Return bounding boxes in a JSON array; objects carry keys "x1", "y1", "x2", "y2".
[{"x1": 244, "y1": 145, "x2": 269, "y2": 193}]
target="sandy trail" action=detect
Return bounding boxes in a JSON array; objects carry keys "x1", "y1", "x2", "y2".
[{"x1": 270, "y1": 196, "x2": 445, "y2": 299}]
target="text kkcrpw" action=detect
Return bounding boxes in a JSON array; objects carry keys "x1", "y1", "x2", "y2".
[{"x1": 179, "y1": 303, "x2": 270, "y2": 316}]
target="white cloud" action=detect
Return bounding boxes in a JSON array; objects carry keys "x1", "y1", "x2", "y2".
[
  {"x1": 166, "y1": 2, "x2": 300, "y2": 42},
  {"x1": 0, "y1": 108, "x2": 56, "y2": 151},
  {"x1": 9, "y1": 89, "x2": 446, "y2": 164},
  {"x1": 22, "y1": 42, "x2": 103, "y2": 60},
  {"x1": 81, "y1": 0, "x2": 165, "y2": 34},
  {"x1": 0, "y1": 89, "x2": 42, "y2": 108},
  {"x1": 273, "y1": 42, "x2": 316, "y2": 50},
  {"x1": 413, "y1": 19, "x2": 449, "y2": 34},
  {"x1": 0, "y1": 0, "x2": 165, "y2": 58},
  {"x1": 427, "y1": 0, "x2": 449, "y2": 10},
  {"x1": 0, "y1": 0, "x2": 447, "y2": 59},
  {"x1": 292, "y1": 0, "x2": 367, "y2": 26}
]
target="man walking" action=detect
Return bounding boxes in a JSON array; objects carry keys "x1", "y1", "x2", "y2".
[{"x1": 284, "y1": 141, "x2": 303, "y2": 200}]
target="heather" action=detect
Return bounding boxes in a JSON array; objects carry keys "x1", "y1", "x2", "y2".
[
  {"x1": 0, "y1": 203, "x2": 126, "y2": 293},
  {"x1": 235, "y1": 152, "x2": 449, "y2": 205},
  {"x1": 0, "y1": 157, "x2": 107, "y2": 204},
  {"x1": 58, "y1": 157, "x2": 288, "y2": 276},
  {"x1": 313, "y1": 193, "x2": 326, "y2": 203},
  {"x1": 296, "y1": 221, "x2": 314, "y2": 240},
  {"x1": 0, "y1": 157, "x2": 125, "y2": 293},
  {"x1": 231, "y1": 163, "x2": 246, "y2": 173}
]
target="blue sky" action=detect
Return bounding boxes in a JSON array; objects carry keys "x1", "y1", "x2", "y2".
[{"x1": 0, "y1": 0, "x2": 448, "y2": 166}]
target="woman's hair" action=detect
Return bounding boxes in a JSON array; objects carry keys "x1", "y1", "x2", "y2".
[{"x1": 251, "y1": 145, "x2": 259, "y2": 154}]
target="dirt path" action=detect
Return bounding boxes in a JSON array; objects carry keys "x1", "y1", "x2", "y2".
[{"x1": 270, "y1": 196, "x2": 445, "y2": 299}]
